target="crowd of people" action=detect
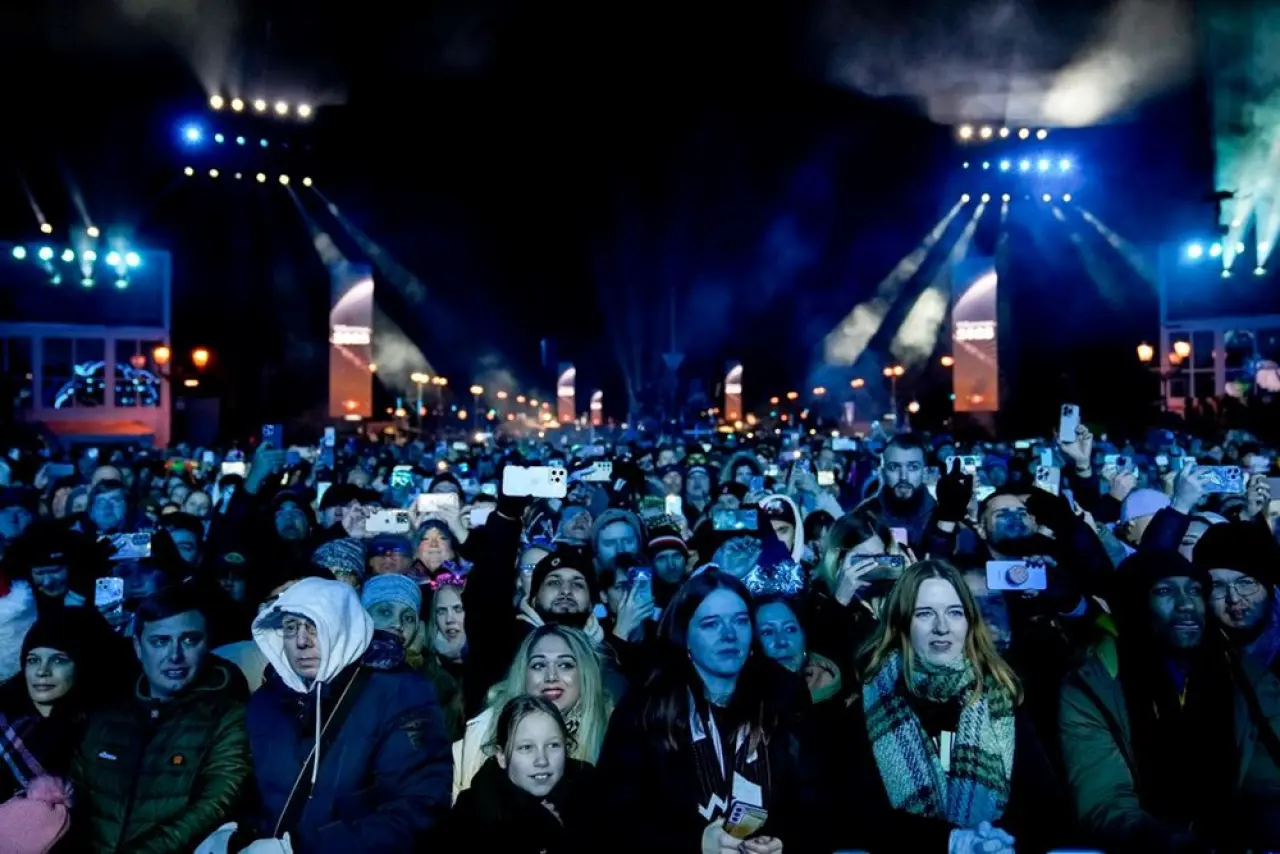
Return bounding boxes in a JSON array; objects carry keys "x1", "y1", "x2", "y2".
[{"x1": 0, "y1": 417, "x2": 1277, "y2": 853}]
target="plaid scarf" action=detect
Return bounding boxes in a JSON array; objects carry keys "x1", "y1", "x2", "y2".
[
  {"x1": 862, "y1": 652, "x2": 1014, "y2": 828},
  {"x1": 0, "y1": 714, "x2": 46, "y2": 794}
]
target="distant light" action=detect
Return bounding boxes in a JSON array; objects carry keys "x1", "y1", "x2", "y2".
[
  {"x1": 274, "y1": 100, "x2": 288, "y2": 115},
  {"x1": 1260, "y1": 241, "x2": 1271, "y2": 255},
  {"x1": 182, "y1": 124, "x2": 202, "y2": 143},
  {"x1": 184, "y1": 166, "x2": 194, "y2": 176},
  {"x1": 1037, "y1": 159, "x2": 1050, "y2": 171},
  {"x1": 260, "y1": 139, "x2": 268, "y2": 148},
  {"x1": 998, "y1": 127, "x2": 1010, "y2": 138},
  {"x1": 210, "y1": 95, "x2": 224, "y2": 110},
  {"x1": 214, "y1": 133, "x2": 225, "y2": 144},
  {"x1": 1042, "y1": 193, "x2": 1051, "y2": 202},
  {"x1": 124, "y1": 251, "x2": 141, "y2": 268},
  {"x1": 279, "y1": 175, "x2": 290, "y2": 185},
  {"x1": 958, "y1": 125, "x2": 973, "y2": 139},
  {"x1": 11, "y1": 246, "x2": 25, "y2": 260},
  {"x1": 236, "y1": 136, "x2": 245, "y2": 145},
  {"x1": 37, "y1": 247, "x2": 54, "y2": 261},
  {"x1": 962, "y1": 162, "x2": 970, "y2": 169},
  {"x1": 39, "y1": 223, "x2": 52, "y2": 235},
  {"x1": 86, "y1": 226, "x2": 100, "y2": 238},
  {"x1": 1062, "y1": 193, "x2": 1072, "y2": 202},
  {"x1": 981, "y1": 161, "x2": 990, "y2": 170},
  {"x1": 1231, "y1": 218, "x2": 1242, "y2": 228},
  {"x1": 1236, "y1": 241, "x2": 1246, "y2": 253},
  {"x1": 253, "y1": 98, "x2": 267, "y2": 112},
  {"x1": 1036, "y1": 129, "x2": 1048, "y2": 139},
  {"x1": 49, "y1": 274, "x2": 61, "y2": 285},
  {"x1": 60, "y1": 249, "x2": 74, "y2": 263},
  {"x1": 114, "y1": 278, "x2": 128, "y2": 289},
  {"x1": 256, "y1": 173, "x2": 266, "y2": 183},
  {"x1": 1001, "y1": 193, "x2": 1011, "y2": 202},
  {"x1": 105, "y1": 251, "x2": 122, "y2": 266},
  {"x1": 960, "y1": 193, "x2": 971, "y2": 203},
  {"x1": 980, "y1": 193, "x2": 991, "y2": 203},
  {"x1": 1019, "y1": 159, "x2": 1031, "y2": 172},
  {"x1": 230, "y1": 98, "x2": 244, "y2": 112},
  {"x1": 82, "y1": 250, "x2": 96, "y2": 262},
  {"x1": 209, "y1": 168, "x2": 219, "y2": 178},
  {"x1": 1186, "y1": 243, "x2": 1204, "y2": 259},
  {"x1": 1018, "y1": 128, "x2": 1030, "y2": 139},
  {"x1": 297, "y1": 103, "x2": 312, "y2": 118},
  {"x1": 1255, "y1": 267, "x2": 1267, "y2": 277},
  {"x1": 302, "y1": 177, "x2": 313, "y2": 187},
  {"x1": 183, "y1": 378, "x2": 200, "y2": 388},
  {"x1": 999, "y1": 159, "x2": 1011, "y2": 171},
  {"x1": 1209, "y1": 243, "x2": 1223, "y2": 258},
  {"x1": 234, "y1": 172, "x2": 242, "y2": 180},
  {"x1": 80, "y1": 276, "x2": 94, "y2": 288},
  {"x1": 1221, "y1": 269, "x2": 1231, "y2": 278},
  {"x1": 1059, "y1": 159, "x2": 1071, "y2": 171},
  {"x1": 979, "y1": 126, "x2": 993, "y2": 139}
]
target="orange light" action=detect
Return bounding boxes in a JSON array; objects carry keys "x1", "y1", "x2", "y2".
[
  {"x1": 785, "y1": 391, "x2": 799, "y2": 401},
  {"x1": 182, "y1": 378, "x2": 200, "y2": 388},
  {"x1": 496, "y1": 390, "x2": 508, "y2": 400},
  {"x1": 812, "y1": 387, "x2": 826, "y2": 396},
  {"x1": 940, "y1": 355, "x2": 955, "y2": 368},
  {"x1": 1136, "y1": 343, "x2": 1154, "y2": 363},
  {"x1": 1169, "y1": 352, "x2": 1184, "y2": 366},
  {"x1": 191, "y1": 347, "x2": 211, "y2": 369},
  {"x1": 907, "y1": 401, "x2": 921, "y2": 414},
  {"x1": 893, "y1": 365, "x2": 905, "y2": 377},
  {"x1": 368, "y1": 363, "x2": 379, "y2": 373},
  {"x1": 1172, "y1": 340, "x2": 1191, "y2": 359},
  {"x1": 850, "y1": 378, "x2": 865, "y2": 389},
  {"x1": 152, "y1": 345, "x2": 171, "y2": 367},
  {"x1": 769, "y1": 396, "x2": 780, "y2": 405},
  {"x1": 469, "y1": 385, "x2": 484, "y2": 396}
]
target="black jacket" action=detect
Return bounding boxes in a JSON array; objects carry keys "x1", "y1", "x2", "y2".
[{"x1": 448, "y1": 757, "x2": 596, "y2": 854}]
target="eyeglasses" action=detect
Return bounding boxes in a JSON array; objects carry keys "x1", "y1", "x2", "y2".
[
  {"x1": 279, "y1": 619, "x2": 318, "y2": 639},
  {"x1": 1210, "y1": 578, "x2": 1262, "y2": 601}
]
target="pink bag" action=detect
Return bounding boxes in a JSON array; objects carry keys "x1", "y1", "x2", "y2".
[{"x1": 0, "y1": 776, "x2": 72, "y2": 854}]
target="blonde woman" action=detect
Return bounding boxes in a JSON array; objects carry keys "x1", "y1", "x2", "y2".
[
  {"x1": 832, "y1": 559, "x2": 1067, "y2": 854},
  {"x1": 451, "y1": 624, "x2": 612, "y2": 801}
]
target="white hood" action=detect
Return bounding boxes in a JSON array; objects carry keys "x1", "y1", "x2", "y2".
[
  {"x1": 252, "y1": 577, "x2": 374, "y2": 693},
  {"x1": 763, "y1": 494, "x2": 807, "y2": 563},
  {"x1": 0, "y1": 581, "x2": 36, "y2": 683}
]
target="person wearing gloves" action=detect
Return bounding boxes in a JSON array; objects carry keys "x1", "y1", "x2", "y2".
[{"x1": 230, "y1": 577, "x2": 452, "y2": 852}]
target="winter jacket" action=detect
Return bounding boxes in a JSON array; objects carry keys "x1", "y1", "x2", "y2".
[
  {"x1": 447, "y1": 756, "x2": 596, "y2": 854},
  {"x1": 70, "y1": 658, "x2": 251, "y2": 854},
  {"x1": 244, "y1": 578, "x2": 452, "y2": 852},
  {"x1": 452, "y1": 706, "x2": 495, "y2": 802}
]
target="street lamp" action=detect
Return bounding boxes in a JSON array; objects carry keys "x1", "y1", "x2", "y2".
[
  {"x1": 812, "y1": 387, "x2": 826, "y2": 397},
  {"x1": 1172, "y1": 340, "x2": 1192, "y2": 360},
  {"x1": 410, "y1": 373, "x2": 430, "y2": 429},
  {"x1": 469, "y1": 385, "x2": 484, "y2": 431},
  {"x1": 1136, "y1": 343, "x2": 1154, "y2": 364},
  {"x1": 191, "y1": 348, "x2": 210, "y2": 370},
  {"x1": 152, "y1": 345, "x2": 171, "y2": 367},
  {"x1": 769, "y1": 396, "x2": 780, "y2": 405},
  {"x1": 785, "y1": 391, "x2": 799, "y2": 401},
  {"x1": 907, "y1": 401, "x2": 921, "y2": 414},
  {"x1": 883, "y1": 365, "x2": 904, "y2": 420},
  {"x1": 850, "y1": 378, "x2": 865, "y2": 389},
  {"x1": 940, "y1": 355, "x2": 955, "y2": 368},
  {"x1": 496, "y1": 390, "x2": 508, "y2": 400}
]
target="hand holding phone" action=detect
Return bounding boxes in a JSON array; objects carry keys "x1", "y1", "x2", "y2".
[
  {"x1": 1058, "y1": 404, "x2": 1081, "y2": 444},
  {"x1": 502, "y1": 466, "x2": 567, "y2": 499}
]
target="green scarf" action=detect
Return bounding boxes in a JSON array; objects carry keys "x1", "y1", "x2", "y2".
[{"x1": 862, "y1": 651, "x2": 1015, "y2": 828}]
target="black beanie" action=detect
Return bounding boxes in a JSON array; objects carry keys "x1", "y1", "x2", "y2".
[
  {"x1": 21, "y1": 613, "x2": 90, "y2": 666},
  {"x1": 1193, "y1": 522, "x2": 1278, "y2": 592},
  {"x1": 1116, "y1": 549, "x2": 1212, "y2": 613},
  {"x1": 529, "y1": 545, "x2": 597, "y2": 602}
]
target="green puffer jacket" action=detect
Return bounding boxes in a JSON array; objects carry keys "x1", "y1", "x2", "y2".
[{"x1": 71, "y1": 658, "x2": 251, "y2": 853}]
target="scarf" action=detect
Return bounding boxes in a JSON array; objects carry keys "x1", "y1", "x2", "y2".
[
  {"x1": 687, "y1": 689, "x2": 771, "y2": 821},
  {"x1": 862, "y1": 652, "x2": 1014, "y2": 828}
]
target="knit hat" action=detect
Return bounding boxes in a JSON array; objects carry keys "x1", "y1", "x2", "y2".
[
  {"x1": 360, "y1": 573, "x2": 422, "y2": 613},
  {"x1": 21, "y1": 614, "x2": 89, "y2": 667},
  {"x1": 367, "y1": 533, "x2": 413, "y2": 557},
  {"x1": 1120, "y1": 489, "x2": 1171, "y2": 524},
  {"x1": 311, "y1": 538, "x2": 366, "y2": 582},
  {"x1": 1193, "y1": 522, "x2": 1279, "y2": 592},
  {"x1": 529, "y1": 546, "x2": 597, "y2": 602},
  {"x1": 647, "y1": 527, "x2": 689, "y2": 559},
  {"x1": 1115, "y1": 549, "x2": 1211, "y2": 619}
]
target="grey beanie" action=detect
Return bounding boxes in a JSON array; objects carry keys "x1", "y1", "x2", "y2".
[{"x1": 361, "y1": 573, "x2": 422, "y2": 613}]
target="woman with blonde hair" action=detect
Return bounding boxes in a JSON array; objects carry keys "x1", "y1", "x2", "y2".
[
  {"x1": 451, "y1": 624, "x2": 612, "y2": 801},
  {"x1": 831, "y1": 559, "x2": 1067, "y2": 854}
]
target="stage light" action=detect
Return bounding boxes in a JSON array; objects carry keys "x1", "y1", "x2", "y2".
[
  {"x1": 1041, "y1": 193, "x2": 1051, "y2": 202},
  {"x1": 37, "y1": 247, "x2": 53, "y2": 261},
  {"x1": 1186, "y1": 243, "x2": 1204, "y2": 259},
  {"x1": 230, "y1": 98, "x2": 244, "y2": 112},
  {"x1": 960, "y1": 193, "x2": 971, "y2": 203},
  {"x1": 253, "y1": 98, "x2": 267, "y2": 112},
  {"x1": 83, "y1": 250, "x2": 96, "y2": 262},
  {"x1": 1001, "y1": 193, "x2": 1011, "y2": 202},
  {"x1": 60, "y1": 249, "x2": 74, "y2": 263},
  {"x1": 979, "y1": 126, "x2": 993, "y2": 139},
  {"x1": 1209, "y1": 243, "x2": 1222, "y2": 258},
  {"x1": 1222, "y1": 269, "x2": 1231, "y2": 278},
  {"x1": 236, "y1": 136, "x2": 245, "y2": 145},
  {"x1": 1232, "y1": 218, "x2": 1242, "y2": 227},
  {"x1": 256, "y1": 173, "x2": 266, "y2": 183},
  {"x1": 999, "y1": 160, "x2": 1011, "y2": 171},
  {"x1": 274, "y1": 100, "x2": 288, "y2": 115},
  {"x1": 279, "y1": 175, "x2": 290, "y2": 185},
  {"x1": 963, "y1": 162, "x2": 970, "y2": 169},
  {"x1": 1059, "y1": 159, "x2": 1071, "y2": 171},
  {"x1": 297, "y1": 103, "x2": 312, "y2": 118},
  {"x1": 1256, "y1": 267, "x2": 1267, "y2": 276},
  {"x1": 39, "y1": 223, "x2": 52, "y2": 235},
  {"x1": 235, "y1": 172, "x2": 242, "y2": 180},
  {"x1": 214, "y1": 133, "x2": 224, "y2": 144},
  {"x1": 49, "y1": 274, "x2": 61, "y2": 286},
  {"x1": 1236, "y1": 241, "x2": 1246, "y2": 253},
  {"x1": 11, "y1": 246, "x2": 25, "y2": 260},
  {"x1": 80, "y1": 277, "x2": 94, "y2": 288},
  {"x1": 980, "y1": 193, "x2": 991, "y2": 203},
  {"x1": 302, "y1": 177, "x2": 312, "y2": 187},
  {"x1": 1036, "y1": 129, "x2": 1048, "y2": 140},
  {"x1": 981, "y1": 161, "x2": 990, "y2": 170},
  {"x1": 958, "y1": 125, "x2": 974, "y2": 139},
  {"x1": 209, "y1": 168, "x2": 219, "y2": 178},
  {"x1": 183, "y1": 166, "x2": 194, "y2": 176},
  {"x1": 210, "y1": 95, "x2": 224, "y2": 110},
  {"x1": 1019, "y1": 159, "x2": 1031, "y2": 172},
  {"x1": 124, "y1": 251, "x2": 141, "y2": 268},
  {"x1": 260, "y1": 139, "x2": 268, "y2": 148},
  {"x1": 182, "y1": 124, "x2": 202, "y2": 143},
  {"x1": 105, "y1": 251, "x2": 121, "y2": 266},
  {"x1": 1018, "y1": 128, "x2": 1030, "y2": 139},
  {"x1": 999, "y1": 127, "x2": 1010, "y2": 138},
  {"x1": 86, "y1": 226, "x2": 100, "y2": 238},
  {"x1": 1062, "y1": 193, "x2": 1072, "y2": 202},
  {"x1": 114, "y1": 278, "x2": 128, "y2": 289},
  {"x1": 1261, "y1": 242, "x2": 1271, "y2": 255},
  {"x1": 1037, "y1": 159, "x2": 1050, "y2": 172}
]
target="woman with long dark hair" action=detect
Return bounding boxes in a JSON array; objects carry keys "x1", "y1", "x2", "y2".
[{"x1": 593, "y1": 570, "x2": 822, "y2": 854}]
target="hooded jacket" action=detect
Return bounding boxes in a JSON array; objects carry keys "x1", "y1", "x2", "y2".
[
  {"x1": 246, "y1": 578, "x2": 452, "y2": 852},
  {"x1": 0, "y1": 581, "x2": 37, "y2": 684}
]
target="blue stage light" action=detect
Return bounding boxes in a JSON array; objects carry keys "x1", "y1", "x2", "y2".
[
  {"x1": 105, "y1": 251, "x2": 122, "y2": 266},
  {"x1": 124, "y1": 251, "x2": 142, "y2": 268},
  {"x1": 60, "y1": 249, "x2": 74, "y2": 263},
  {"x1": 260, "y1": 139, "x2": 268, "y2": 148},
  {"x1": 1186, "y1": 243, "x2": 1204, "y2": 260},
  {"x1": 999, "y1": 160, "x2": 1010, "y2": 171},
  {"x1": 11, "y1": 246, "x2": 25, "y2": 260},
  {"x1": 1019, "y1": 159, "x2": 1031, "y2": 172},
  {"x1": 182, "y1": 124, "x2": 202, "y2": 143},
  {"x1": 1037, "y1": 159, "x2": 1050, "y2": 172},
  {"x1": 236, "y1": 136, "x2": 246, "y2": 145},
  {"x1": 37, "y1": 247, "x2": 53, "y2": 261},
  {"x1": 1059, "y1": 159, "x2": 1071, "y2": 171},
  {"x1": 1209, "y1": 243, "x2": 1222, "y2": 258},
  {"x1": 214, "y1": 133, "x2": 225, "y2": 144}
]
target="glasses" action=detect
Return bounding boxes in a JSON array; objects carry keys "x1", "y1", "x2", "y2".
[
  {"x1": 1210, "y1": 578, "x2": 1262, "y2": 601},
  {"x1": 279, "y1": 619, "x2": 318, "y2": 639}
]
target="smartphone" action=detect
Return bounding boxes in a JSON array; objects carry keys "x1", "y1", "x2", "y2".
[
  {"x1": 221, "y1": 461, "x2": 247, "y2": 478},
  {"x1": 1200, "y1": 466, "x2": 1246, "y2": 494},
  {"x1": 416, "y1": 492, "x2": 460, "y2": 516},
  {"x1": 578, "y1": 461, "x2": 614, "y2": 483},
  {"x1": 1058, "y1": 404, "x2": 1081, "y2": 443},
  {"x1": 712, "y1": 508, "x2": 758, "y2": 531},
  {"x1": 1249, "y1": 456, "x2": 1272, "y2": 475},
  {"x1": 1034, "y1": 465, "x2": 1062, "y2": 496},
  {"x1": 94, "y1": 577, "x2": 125, "y2": 610},
  {"x1": 1154, "y1": 454, "x2": 1170, "y2": 469},
  {"x1": 748, "y1": 476, "x2": 765, "y2": 494},
  {"x1": 764, "y1": 464, "x2": 781, "y2": 478},
  {"x1": 501, "y1": 466, "x2": 568, "y2": 499},
  {"x1": 469, "y1": 506, "x2": 493, "y2": 527},
  {"x1": 390, "y1": 465, "x2": 416, "y2": 490},
  {"x1": 261, "y1": 424, "x2": 284, "y2": 449},
  {"x1": 108, "y1": 532, "x2": 153, "y2": 562},
  {"x1": 664, "y1": 495, "x2": 683, "y2": 517},
  {"x1": 1039, "y1": 448, "x2": 1055, "y2": 469},
  {"x1": 366, "y1": 509, "x2": 413, "y2": 534},
  {"x1": 201, "y1": 450, "x2": 216, "y2": 468},
  {"x1": 832, "y1": 437, "x2": 858, "y2": 452},
  {"x1": 452, "y1": 441, "x2": 469, "y2": 452},
  {"x1": 315, "y1": 481, "x2": 332, "y2": 508},
  {"x1": 862, "y1": 554, "x2": 907, "y2": 582},
  {"x1": 986, "y1": 560, "x2": 1049, "y2": 591},
  {"x1": 480, "y1": 483, "x2": 498, "y2": 497},
  {"x1": 817, "y1": 470, "x2": 836, "y2": 487},
  {"x1": 944, "y1": 455, "x2": 983, "y2": 475},
  {"x1": 86, "y1": 447, "x2": 100, "y2": 461},
  {"x1": 1013, "y1": 440, "x2": 1031, "y2": 450},
  {"x1": 323, "y1": 426, "x2": 336, "y2": 448},
  {"x1": 639, "y1": 496, "x2": 666, "y2": 519},
  {"x1": 723, "y1": 801, "x2": 769, "y2": 840}
]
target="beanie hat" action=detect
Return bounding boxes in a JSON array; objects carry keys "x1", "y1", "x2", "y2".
[
  {"x1": 311, "y1": 538, "x2": 366, "y2": 582},
  {"x1": 1193, "y1": 521, "x2": 1279, "y2": 592},
  {"x1": 21, "y1": 614, "x2": 89, "y2": 668},
  {"x1": 1120, "y1": 489, "x2": 1171, "y2": 524},
  {"x1": 1115, "y1": 549, "x2": 1211, "y2": 630},
  {"x1": 360, "y1": 573, "x2": 422, "y2": 613},
  {"x1": 647, "y1": 531, "x2": 689, "y2": 558},
  {"x1": 529, "y1": 546, "x2": 597, "y2": 602},
  {"x1": 761, "y1": 495, "x2": 798, "y2": 528}
]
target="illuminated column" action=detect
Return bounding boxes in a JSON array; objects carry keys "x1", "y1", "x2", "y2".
[
  {"x1": 329, "y1": 265, "x2": 375, "y2": 419},
  {"x1": 590, "y1": 390, "x2": 603, "y2": 426},
  {"x1": 724, "y1": 362, "x2": 743, "y2": 423},
  {"x1": 557, "y1": 364, "x2": 576, "y2": 424},
  {"x1": 952, "y1": 259, "x2": 999, "y2": 413}
]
